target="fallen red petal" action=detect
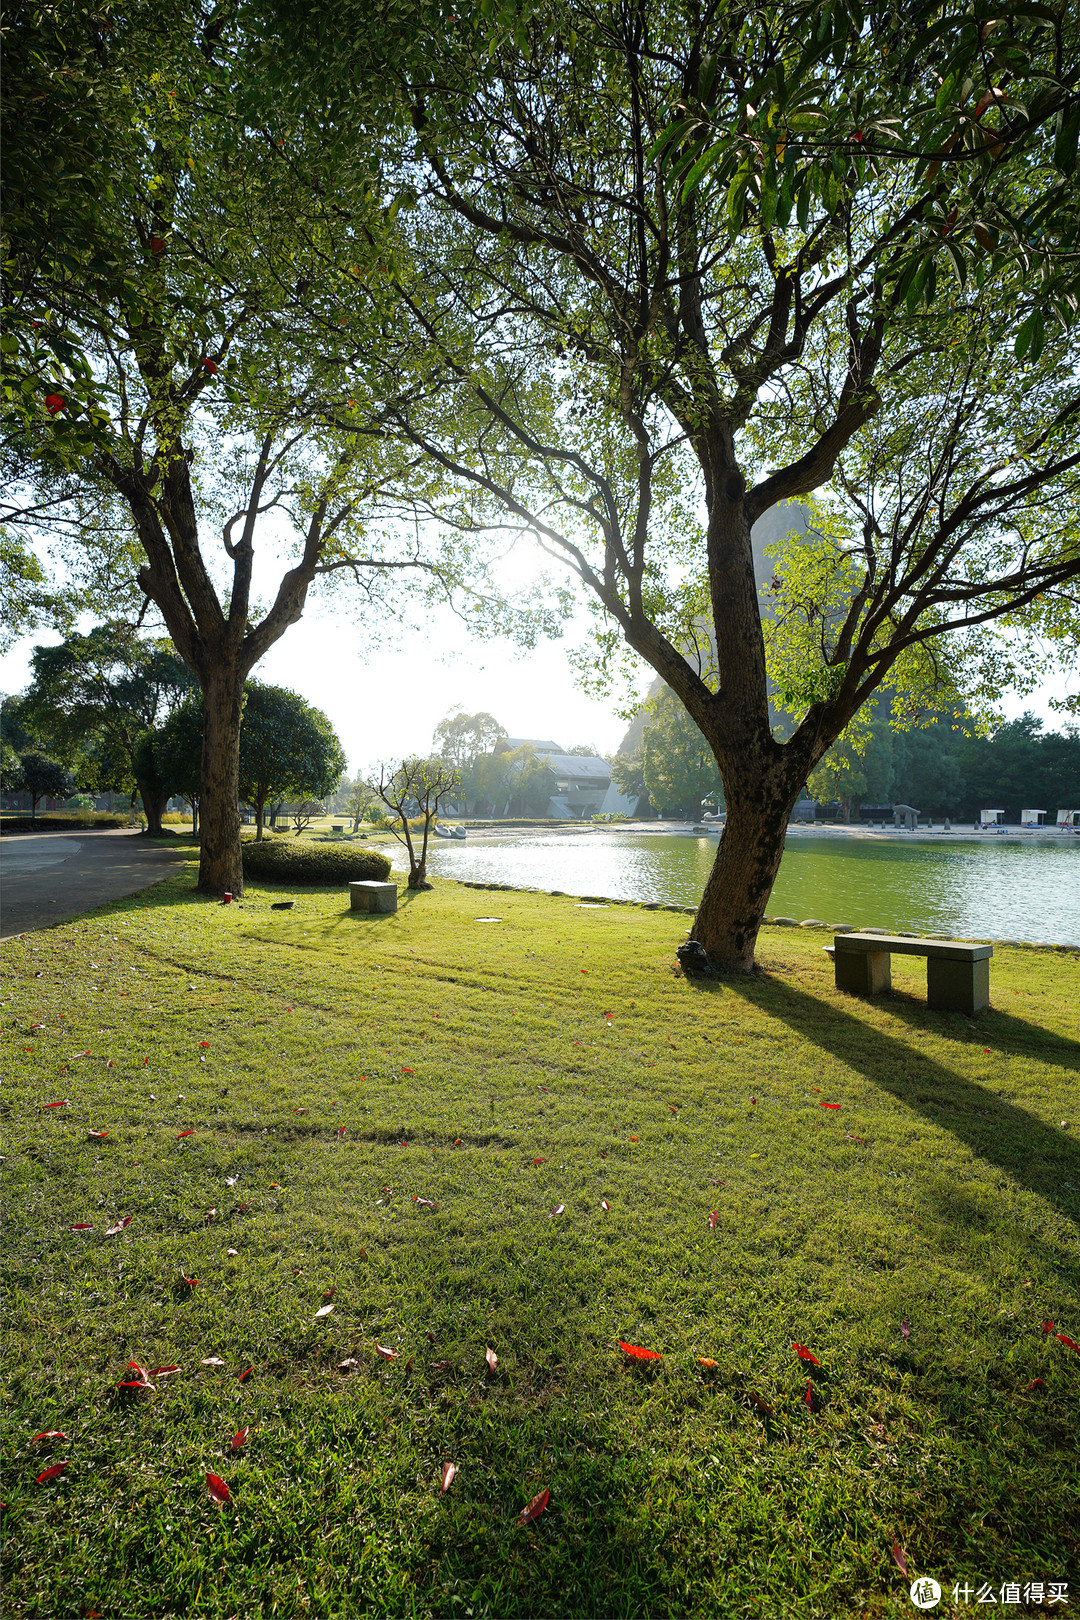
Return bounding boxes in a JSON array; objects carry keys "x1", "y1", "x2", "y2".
[
  {"x1": 1024, "y1": 1377, "x2": 1046, "y2": 1391},
  {"x1": 36, "y1": 1463, "x2": 69, "y2": 1484},
  {"x1": 1041, "y1": 1318, "x2": 1054, "y2": 1334},
  {"x1": 891, "y1": 1541, "x2": 909, "y2": 1576},
  {"x1": 42, "y1": 1100, "x2": 68, "y2": 1110},
  {"x1": 1056, "y1": 1333, "x2": 1080, "y2": 1355},
  {"x1": 31, "y1": 1431, "x2": 67, "y2": 1442},
  {"x1": 708, "y1": 1211, "x2": 718, "y2": 1229},
  {"x1": 820, "y1": 1102, "x2": 841, "y2": 1110},
  {"x1": 804, "y1": 1381, "x2": 814, "y2": 1408},
  {"x1": 149, "y1": 1366, "x2": 180, "y2": 1378},
  {"x1": 104, "y1": 1217, "x2": 131, "y2": 1236},
  {"x1": 238, "y1": 1365, "x2": 253, "y2": 1382},
  {"x1": 517, "y1": 1486, "x2": 550, "y2": 1527},
  {"x1": 68, "y1": 1222, "x2": 93, "y2": 1231},
  {"x1": 532, "y1": 1157, "x2": 547, "y2": 1166},
  {"x1": 206, "y1": 1471, "x2": 231, "y2": 1507},
  {"x1": 87, "y1": 1129, "x2": 108, "y2": 1140},
  {"x1": 231, "y1": 1426, "x2": 250, "y2": 1451},
  {"x1": 792, "y1": 1343, "x2": 820, "y2": 1365},
  {"x1": 619, "y1": 1341, "x2": 661, "y2": 1360},
  {"x1": 375, "y1": 1344, "x2": 398, "y2": 1360},
  {"x1": 900, "y1": 1319, "x2": 910, "y2": 1339},
  {"x1": 177, "y1": 1130, "x2": 195, "y2": 1139}
]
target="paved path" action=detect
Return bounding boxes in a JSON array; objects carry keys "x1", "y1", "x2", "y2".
[{"x1": 0, "y1": 830, "x2": 187, "y2": 939}]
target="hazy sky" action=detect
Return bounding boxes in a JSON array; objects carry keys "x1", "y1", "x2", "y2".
[{"x1": 1, "y1": 593, "x2": 1067, "y2": 779}]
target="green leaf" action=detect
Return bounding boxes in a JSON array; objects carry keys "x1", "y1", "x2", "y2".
[
  {"x1": 1053, "y1": 105, "x2": 1080, "y2": 176},
  {"x1": 1013, "y1": 308, "x2": 1040, "y2": 360},
  {"x1": 680, "y1": 139, "x2": 727, "y2": 202}
]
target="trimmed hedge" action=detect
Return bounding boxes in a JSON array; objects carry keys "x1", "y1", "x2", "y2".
[
  {"x1": 0, "y1": 812, "x2": 134, "y2": 833},
  {"x1": 241, "y1": 837, "x2": 391, "y2": 886}
]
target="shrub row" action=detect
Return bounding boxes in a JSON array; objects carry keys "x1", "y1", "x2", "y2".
[
  {"x1": 241, "y1": 837, "x2": 391, "y2": 886},
  {"x1": 0, "y1": 812, "x2": 135, "y2": 833}
]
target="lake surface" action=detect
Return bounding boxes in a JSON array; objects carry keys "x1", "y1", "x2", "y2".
[{"x1": 378, "y1": 829, "x2": 1080, "y2": 945}]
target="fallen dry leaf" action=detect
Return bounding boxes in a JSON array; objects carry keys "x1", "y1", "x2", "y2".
[
  {"x1": 441, "y1": 1461, "x2": 456, "y2": 1493},
  {"x1": 230, "y1": 1427, "x2": 250, "y2": 1451},
  {"x1": 338, "y1": 1357, "x2": 359, "y2": 1371},
  {"x1": 1023, "y1": 1377, "x2": 1046, "y2": 1391},
  {"x1": 87, "y1": 1130, "x2": 108, "y2": 1141},
  {"x1": 314, "y1": 1304, "x2": 334, "y2": 1319},
  {"x1": 1057, "y1": 1333, "x2": 1080, "y2": 1356},
  {"x1": 200, "y1": 1357, "x2": 226, "y2": 1367},
  {"x1": 104, "y1": 1216, "x2": 132, "y2": 1237},
  {"x1": 237, "y1": 1366, "x2": 252, "y2": 1383},
  {"x1": 891, "y1": 1541, "x2": 909, "y2": 1576},
  {"x1": 517, "y1": 1486, "x2": 549, "y2": 1527},
  {"x1": 31, "y1": 1431, "x2": 67, "y2": 1443},
  {"x1": 149, "y1": 1365, "x2": 180, "y2": 1379},
  {"x1": 792, "y1": 1342, "x2": 820, "y2": 1365},
  {"x1": 375, "y1": 1344, "x2": 398, "y2": 1360},
  {"x1": 485, "y1": 1347, "x2": 498, "y2": 1373},
  {"x1": 747, "y1": 1390, "x2": 774, "y2": 1418},
  {"x1": 413, "y1": 1197, "x2": 437, "y2": 1209},
  {"x1": 68, "y1": 1222, "x2": 93, "y2": 1232},
  {"x1": 226, "y1": 1248, "x2": 238, "y2": 1258},
  {"x1": 618, "y1": 1341, "x2": 661, "y2": 1361},
  {"x1": 36, "y1": 1463, "x2": 69, "y2": 1484},
  {"x1": 601, "y1": 1199, "x2": 610, "y2": 1211},
  {"x1": 205, "y1": 1471, "x2": 231, "y2": 1507},
  {"x1": 708, "y1": 1211, "x2": 718, "y2": 1229},
  {"x1": 322, "y1": 1287, "x2": 337, "y2": 1302},
  {"x1": 697, "y1": 1358, "x2": 717, "y2": 1369},
  {"x1": 900, "y1": 1319, "x2": 910, "y2": 1340},
  {"x1": 550, "y1": 1204, "x2": 565, "y2": 1217}
]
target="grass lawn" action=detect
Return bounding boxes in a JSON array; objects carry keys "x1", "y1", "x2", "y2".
[{"x1": 1, "y1": 858, "x2": 1078, "y2": 1619}]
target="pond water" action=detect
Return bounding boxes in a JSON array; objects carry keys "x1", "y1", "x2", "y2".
[{"x1": 377, "y1": 829, "x2": 1080, "y2": 945}]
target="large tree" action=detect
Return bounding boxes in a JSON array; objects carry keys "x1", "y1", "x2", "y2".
[
  {"x1": 238, "y1": 682, "x2": 347, "y2": 838},
  {"x1": 1, "y1": 0, "x2": 480, "y2": 896},
  {"x1": 21, "y1": 623, "x2": 194, "y2": 828},
  {"x1": 329, "y1": 0, "x2": 1080, "y2": 970}
]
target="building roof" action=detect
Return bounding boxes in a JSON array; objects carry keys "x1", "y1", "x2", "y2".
[
  {"x1": 499, "y1": 737, "x2": 564, "y2": 755},
  {"x1": 548, "y1": 754, "x2": 610, "y2": 780}
]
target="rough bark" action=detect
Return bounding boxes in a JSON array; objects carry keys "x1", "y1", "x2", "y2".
[
  {"x1": 692, "y1": 773, "x2": 806, "y2": 972},
  {"x1": 138, "y1": 780, "x2": 169, "y2": 838},
  {"x1": 198, "y1": 662, "x2": 246, "y2": 894},
  {"x1": 254, "y1": 797, "x2": 266, "y2": 840}
]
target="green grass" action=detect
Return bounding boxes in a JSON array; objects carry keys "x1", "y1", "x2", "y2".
[{"x1": 1, "y1": 860, "x2": 1078, "y2": 1619}]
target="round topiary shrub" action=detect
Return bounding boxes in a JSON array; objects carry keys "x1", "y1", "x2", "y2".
[{"x1": 241, "y1": 838, "x2": 392, "y2": 886}]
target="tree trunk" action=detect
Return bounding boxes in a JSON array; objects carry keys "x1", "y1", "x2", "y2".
[
  {"x1": 138, "y1": 779, "x2": 168, "y2": 837},
  {"x1": 190, "y1": 797, "x2": 199, "y2": 837},
  {"x1": 198, "y1": 661, "x2": 245, "y2": 894},
  {"x1": 692, "y1": 773, "x2": 804, "y2": 972},
  {"x1": 255, "y1": 797, "x2": 265, "y2": 841}
]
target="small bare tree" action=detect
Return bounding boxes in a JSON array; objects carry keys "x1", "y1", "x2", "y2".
[{"x1": 371, "y1": 759, "x2": 461, "y2": 889}]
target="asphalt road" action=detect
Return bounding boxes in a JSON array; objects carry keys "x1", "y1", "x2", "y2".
[{"x1": 0, "y1": 829, "x2": 187, "y2": 939}]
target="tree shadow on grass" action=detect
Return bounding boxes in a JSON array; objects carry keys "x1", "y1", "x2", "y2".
[{"x1": 724, "y1": 975, "x2": 1080, "y2": 1230}]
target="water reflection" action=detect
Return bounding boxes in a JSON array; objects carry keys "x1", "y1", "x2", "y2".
[{"x1": 379, "y1": 830, "x2": 1080, "y2": 945}]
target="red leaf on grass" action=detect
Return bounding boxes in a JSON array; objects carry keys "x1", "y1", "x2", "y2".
[
  {"x1": 199, "y1": 1041, "x2": 210, "y2": 1048},
  {"x1": 177, "y1": 1130, "x2": 195, "y2": 1139},
  {"x1": 697, "y1": 1358, "x2": 717, "y2": 1368},
  {"x1": 68, "y1": 1223, "x2": 93, "y2": 1231},
  {"x1": 629, "y1": 1135, "x2": 639, "y2": 1142},
  {"x1": 104, "y1": 1217, "x2": 131, "y2": 1236},
  {"x1": 901, "y1": 1319, "x2": 911, "y2": 1340},
  {"x1": 517, "y1": 1487, "x2": 549, "y2": 1527},
  {"x1": 36, "y1": 1463, "x2": 68, "y2": 1484},
  {"x1": 238, "y1": 1366, "x2": 252, "y2": 1383},
  {"x1": 549, "y1": 1204, "x2": 565, "y2": 1217},
  {"x1": 321, "y1": 1287, "x2": 337, "y2": 1303},
  {"x1": 600, "y1": 1200, "x2": 610, "y2": 1211},
  {"x1": 1057, "y1": 1333, "x2": 1080, "y2": 1355},
  {"x1": 1041, "y1": 1319, "x2": 1054, "y2": 1334},
  {"x1": 31, "y1": 1431, "x2": 67, "y2": 1442},
  {"x1": 708, "y1": 1211, "x2": 718, "y2": 1229},
  {"x1": 820, "y1": 1102, "x2": 841, "y2": 1110},
  {"x1": 42, "y1": 1100, "x2": 68, "y2": 1110},
  {"x1": 401, "y1": 1068, "x2": 414, "y2": 1075},
  {"x1": 1024, "y1": 1377, "x2": 1046, "y2": 1391},
  {"x1": 230, "y1": 1427, "x2": 250, "y2": 1451},
  {"x1": 804, "y1": 1381, "x2": 814, "y2": 1409},
  {"x1": 619, "y1": 1341, "x2": 661, "y2": 1360},
  {"x1": 336, "y1": 1125, "x2": 346, "y2": 1138},
  {"x1": 375, "y1": 1344, "x2": 398, "y2": 1360},
  {"x1": 181, "y1": 1274, "x2": 199, "y2": 1288},
  {"x1": 206, "y1": 1472, "x2": 231, "y2": 1507},
  {"x1": 792, "y1": 1343, "x2": 820, "y2": 1365},
  {"x1": 87, "y1": 1129, "x2": 108, "y2": 1140},
  {"x1": 441, "y1": 1461, "x2": 456, "y2": 1492},
  {"x1": 413, "y1": 1197, "x2": 437, "y2": 1209},
  {"x1": 532, "y1": 1157, "x2": 547, "y2": 1166},
  {"x1": 891, "y1": 1541, "x2": 909, "y2": 1576},
  {"x1": 485, "y1": 1347, "x2": 498, "y2": 1373},
  {"x1": 149, "y1": 1366, "x2": 180, "y2": 1378}
]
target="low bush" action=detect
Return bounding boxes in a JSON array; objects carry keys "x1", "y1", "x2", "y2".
[
  {"x1": 241, "y1": 837, "x2": 391, "y2": 886},
  {"x1": 0, "y1": 812, "x2": 134, "y2": 833}
]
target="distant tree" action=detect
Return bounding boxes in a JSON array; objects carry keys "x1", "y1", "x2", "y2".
[
  {"x1": 131, "y1": 730, "x2": 172, "y2": 836},
  {"x1": 339, "y1": 775, "x2": 374, "y2": 832},
  {"x1": 153, "y1": 696, "x2": 204, "y2": 834},
  {"x1": 501, "y1": 745, "x2": 558, "y2": 817},
  {"x1": 289, "y1": 801, "x2": 324, "y2": 836},
  {"x1": 563, "y1": 743, "x2": 600, "y2": 758},
  {"x1": 22, "y1": 625, "x2": 193, "y2": 825},
  {"x1": 807, "y1": 718, "x2": 896, "y2": 822},
  {"x1": 608, "y1": 750, "x2": 649, "y2": 810},
  {"x1": 371, "y1": 758, "x2": 461, "y2": 888},
  {"x1": 433, "y1": 711, "x2": 508, "y2": 769},
  {"x1": 238, "y1": 685, "x2": 347, "y2": 840},
  {"x1": 640, "y1": 690, "x2": 724, "y2": 820},
  {"x1": 1, "y1": 742, "x2": 25, "y2": 796},
  {"x1": 17, "y1": 752, "x2": 68, "y2": 821}
]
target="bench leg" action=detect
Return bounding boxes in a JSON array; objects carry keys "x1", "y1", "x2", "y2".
[
  {"x1": 834, "y1": 950, "x2": 892, "y2": 996},
  {"x1": 927, "y1": 955, "x2": 989, "y2": 1014}
]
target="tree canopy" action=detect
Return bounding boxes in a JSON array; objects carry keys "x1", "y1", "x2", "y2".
[{"x1": 238, "y1": 683, "x2": 347, "y2": 837}]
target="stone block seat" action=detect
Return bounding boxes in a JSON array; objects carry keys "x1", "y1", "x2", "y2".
[
  {"x1": 348, "y1": 880, "x2": 398, "y2": 915},
  {"x1": 824, "y1": 932, "x2": 992, "y2": 1014}
]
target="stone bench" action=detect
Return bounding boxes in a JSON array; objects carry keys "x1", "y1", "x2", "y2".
[
  {"x1": 348, "y1": 880, "x2": 397, "y2": 915},
  {"x1": 824, "y1": 932, "x2": 992, "y2": 1014}
]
